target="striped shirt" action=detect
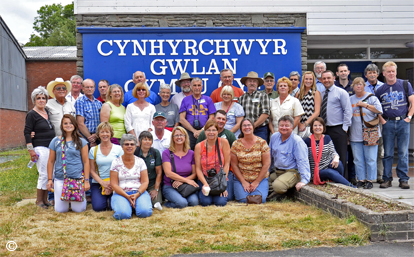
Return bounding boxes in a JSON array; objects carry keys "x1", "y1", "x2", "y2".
[
  {"x1": 238, "y1": 90, "x2": 270, "y2": 127},
  {"x1": 304, "y1": 135, "x2": 338, "y2": 178}
]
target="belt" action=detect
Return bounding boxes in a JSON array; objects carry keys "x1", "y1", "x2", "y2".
[{"x1": 383, "y1": 115, "x2": 406, "y2": 121}]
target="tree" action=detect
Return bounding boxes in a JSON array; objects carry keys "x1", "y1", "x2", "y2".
[{"x1": 25, "y1": 2, "x2": 76, "y2": 46}]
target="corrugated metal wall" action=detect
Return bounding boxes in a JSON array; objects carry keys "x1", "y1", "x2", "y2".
[{"x1": 0, "y1": 24, "x2": 27, "y2": 111}]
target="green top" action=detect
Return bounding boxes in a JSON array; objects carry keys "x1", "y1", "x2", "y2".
[
  {"x1": 107, "y1": 101, "x2": 126, "y2": 138},
  {"x1": 267, "y1": 90, "x2": 279, "y2": 100},
  {"x1": 196, "y1": 129, "x2": 237, "y2": 147},
  {"x1": 134, "y1": 147, "x2": 162, "y2": 188}
]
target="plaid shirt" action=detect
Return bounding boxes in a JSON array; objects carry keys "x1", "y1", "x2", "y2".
[
  {"x1": 238, "y1": 90, "x2": 270, "y2": 126},
  {"x1": 74, "y1": 95, "x2": 102, "y2": 135}
]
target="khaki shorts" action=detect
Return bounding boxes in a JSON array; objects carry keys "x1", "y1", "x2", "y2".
[{"x1": 269, "y1": 169, "x2": 301, "y2": 194}]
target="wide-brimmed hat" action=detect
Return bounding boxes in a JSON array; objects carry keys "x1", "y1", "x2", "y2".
[
  {"x1": 241, "y1": 71, "x2": 264, "y2": 86},
  {"x1": 175, "y1": 72, "x2": 192, "y2": 87},
  {"x1": 47, "y1": 78, "x2": 71, "y2": 98}
]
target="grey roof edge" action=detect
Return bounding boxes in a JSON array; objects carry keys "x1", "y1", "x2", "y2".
[{"x1": 0, "y1": 15, "x2": 27, "y2": 59}]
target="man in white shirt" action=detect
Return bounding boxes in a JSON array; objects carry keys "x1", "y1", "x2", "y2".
[
  {"x1": 151, "y1": 111, "x2": 172, "y2": 155},
  {"x1": 65, "y1": 75, "x2": 84, "y2": 103}
]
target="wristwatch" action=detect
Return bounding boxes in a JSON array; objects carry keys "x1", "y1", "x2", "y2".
[
  {"x1": 408, "y1": 115, "x2": 412, "y2": 120},
  {"x1": 155, "y1": 189, "x2": 159, "y2": 192}
]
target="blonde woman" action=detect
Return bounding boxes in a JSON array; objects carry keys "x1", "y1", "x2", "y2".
[{"x1": 100, "y1": 84, "x2": 126, "y2": 144}]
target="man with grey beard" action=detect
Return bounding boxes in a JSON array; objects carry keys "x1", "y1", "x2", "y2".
[
  {"x1": 171, "y1": 72, "x2": 193, "y2": 109},
  {"x1": 314, "y1": 61, "x2": 327, "y2": 93}
]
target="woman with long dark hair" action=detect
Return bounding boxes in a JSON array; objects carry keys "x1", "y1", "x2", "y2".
[{"x1": 47, "y1": 114, "x2": 90, "y2": 212}]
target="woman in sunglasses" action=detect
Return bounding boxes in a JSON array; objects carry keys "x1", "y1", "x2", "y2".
[
  {"x1": 24, "y1": 86, "x2": 56, "y2": 209},
  {"x1": 124, "y1": 82, "x2": 156, "y2": 145}
]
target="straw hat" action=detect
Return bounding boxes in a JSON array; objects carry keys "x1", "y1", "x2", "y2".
[
  {"x1": 46, "y1": 78, "x2": 71, "y2": 98},
  {"x1": 240, "y1": 71, "x2": 264, "y2": 86},
  {"x1": 174, "y1": 72, "x2": 192, "y2": 87}
]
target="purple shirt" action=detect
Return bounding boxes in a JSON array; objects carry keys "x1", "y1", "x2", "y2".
[
  {"x1": 375, "y1": 79, "x2": 414, "y2": 118},
  {"x1": 162, "y1": 149, "x2": 195, "y2": 186},
  {"x1": 179, "y1": 95, "x2": 216, "y2": 128}
]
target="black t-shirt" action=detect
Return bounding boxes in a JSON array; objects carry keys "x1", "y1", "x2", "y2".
[{"x1": 24, "y1": 110, "x2": 55, "y2": 147}]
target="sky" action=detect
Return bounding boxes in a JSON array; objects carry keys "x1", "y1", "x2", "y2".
[{"x1": 1, "y1": 0, "x2": 74, "y2": 45}]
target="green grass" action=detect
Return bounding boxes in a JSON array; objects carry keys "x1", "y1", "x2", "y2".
[{"x1": 0, "y1": 149, "x2": 38, "y2": 206}]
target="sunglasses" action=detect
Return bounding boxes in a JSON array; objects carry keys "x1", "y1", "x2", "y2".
[
  {"x1": 137, "y1": 88, "x2": 146, "y2": 92},
  {"x1": 123, "y1": 143, "x2": 136, "y2": 146},
  {"x1": 55, "y1": 86, "x2": 67, "y2": 91}
]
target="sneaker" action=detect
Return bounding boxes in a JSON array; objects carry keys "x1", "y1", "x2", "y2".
[
  {"x1": 380, "y1": 180, "x2": 392, "y2": 188},
  {"x1": 399, "y1": 181, "x2": 410, "y2": 189},
  {"x1": 364, "y1": 181, "x2": 373, "y2": 189},
  {"x1": 154, "y1": 202, "x2": 163, "y2": 211},
  {"x1": 376, "y1": 178, "x2": 384, "y2": 184},
  {"x1": 355, "y1": 181, "x2": 365, "y2": 188}
]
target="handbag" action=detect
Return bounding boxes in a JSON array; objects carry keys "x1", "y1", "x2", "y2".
[
  {"x1": 60, "y1": 139, "x2": 85, "y2": 202},
  {"x1": 204, "y1": 139, "x2": 227, "y2": 196},
  {"x1": 169, "y1": 150, "x2": 200, "y2": 198},
  {"x1": 359, "y1": 95, "x2": 380, "y2": 146},
  {"x1": 246, "y1": 194, "x2": 262, "y2": 204},
  {"x1": 94, "y1": 146, "x2": 111, "y2": 195}
]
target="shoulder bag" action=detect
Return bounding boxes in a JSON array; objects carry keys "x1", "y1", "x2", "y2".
[
  {"x1": 204, "y1": 139, "x2": 227, "y2": 196},
  {"x1": 359, "y1": 94, "x2": 380, "y2": 146},
  {"x1": 60, "y1": 139, "x2": 85, "y2": 202},
  {"x1": 169, "y1": 150, "x2": 200, "y2": 198}
]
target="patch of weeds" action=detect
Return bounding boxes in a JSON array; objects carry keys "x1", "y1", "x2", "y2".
[
  {"x1": 195, "y1": 239, "x2": 205, "y2": 244},
  {"x1": 346, "y1": 215, "x2": 357, "y2": 224},
  {"x1": 129, "y1": 251, "x2": 144, "y2": 256},
  {"x1": 152, "y1": 231, "x2": 163, "y2": 237},
  {"x1": 379, "y1": 224, "x2": 389, "y2": 237},
  {"x1": 333, "y1": 234, "x2": 364, "y2": 246},
  {"x1": 282, "y1": 239, "x2": 322, "y2": 248},
  {"x1": 179, "y1": 246, "x2": 193, "y2": 253},
  {"x1": 188, "y1": 211, "x2": 198, "y2": 217},
  {"x1": 399, "y1": 196, "x2": 404, "y2": 199},
  {"x1": 210, "y1": 244, "x2": 243, "y2": 252},
  {"x1": 38, "y1": 251, "x2": 52, "y2": 256}
]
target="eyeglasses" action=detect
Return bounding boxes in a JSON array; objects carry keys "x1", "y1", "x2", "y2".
[
  {"x1": 206, "y1": 129, "x2": 218, "y2": 133},
  {"x1": 36, "y1": 96, "x2": 47, "y2": 100},
  {"x1": 290, "y1": 78, "x2": 299, "y2": 81},
  {"x1": 55, "y1": 86, "x2": 67, "y2": 91},
  {"x1": 173, "y1": 135, "x2": 185, "y2": 138},
  {"x1": 222, "y1": 76, "x2": 233, "y2": 79},
  {"x1": 265, "y1": 79, "x2": 274, "y2": 83},
  {"x1": 47, "y1": 120, "x2": 53, "y2": 130},
  {"x1": 123, "y1": 143, "x2": 135, "y2": 146},
  {"x1": 137, "y1": 89, "x2": 146, "y2": 92}
]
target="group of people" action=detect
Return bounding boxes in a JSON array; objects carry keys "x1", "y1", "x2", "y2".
[{"x1": 24, "y1": 60, "x2": 413, "y2": 219}]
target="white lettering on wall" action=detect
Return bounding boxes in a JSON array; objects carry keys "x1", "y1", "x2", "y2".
[
  {"x1": 131, "y1": 40, "x2": 148, "y2": 56},
  {"x1": 97, "y1": 40, "x2": 113, "y2": 56},
  {"x1": 214, "y1": 40, "x2": 230, "y2": 56},
  {"x1": 199, "y1": 39, "x2": 214, "y2": 55},
  {"x1": 273, "y1": 39, "x2": 287, "y2": 55},
  {"x1": 231, "y1": 39, "x2": 255, "y2": 55},
  {"x1": 166, "y1": 39, "x2": 182, "y2": 56},
  {"x1": 256, "y1": 39, "x2": 272, "y2": 55},
  {"x1": 114, "y1": 40, "x2": 130, "y2": 56},
  {"x1": 183, "y1": 39, "x2": 198, "y2": 55},
  {"x1": 166, "y1": 59, "x2": 190, "y2": 75},
  {"x1": 222, "y1": 59, "x2": 238, "y2": 74},
  {"x1": 150, "y1": 59, "x2": 167, "y2": 75},
  {"x1": 206, "y1": 59, "x2": 219, "y2": 75},
  {"x1": 149, "y1": 40, "x2": 165, "y2": 56}
]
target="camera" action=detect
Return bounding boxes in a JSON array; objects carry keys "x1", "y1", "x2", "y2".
[
  {"x1": 193, "y1": 119, "x2": 201, "y2": 130},
  {"x1": 207, "y1": 168, "x2": 217, "y2": 177}
]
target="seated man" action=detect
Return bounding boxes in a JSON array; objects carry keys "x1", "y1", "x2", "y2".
[{"x1": 268, "y1": 115, "x2": 310, "y2": 200}]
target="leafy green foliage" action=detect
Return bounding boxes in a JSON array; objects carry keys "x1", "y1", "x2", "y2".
[{"x1": 25, "y1": 2, "x2": 75, "y2": 46}]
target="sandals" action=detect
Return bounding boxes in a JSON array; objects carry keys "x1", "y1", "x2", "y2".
[
  {"x1": 45, "y1": 201, "x2": 53, "y2": 207},
  {"x1": 36, "y1": 201, "x2": 48, "y2": 209}
]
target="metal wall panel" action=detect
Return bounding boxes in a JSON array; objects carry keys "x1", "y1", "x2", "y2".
[{"x1": 0, "y1": 25, "x2": 27, "y2": 111}]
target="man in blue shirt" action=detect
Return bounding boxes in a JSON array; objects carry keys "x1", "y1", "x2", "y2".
[
  {"x1": 268, "y1": 115, "x2": 310, "y2": 200},
  {"x1": 313, "y1": 61, "x2": 327, "y2": 94},
  {"x1": 320, "y1": 70, "x2": 352, "y2": 180},
  {"x1": 123, "y1": 71, "x2": 161, "y2": 107},
  {"x1": 376, "y1": 61, "x2": 414, "y2": 190},
  {"x1": 75, "y1": 79, "x2": 102, "y2": 148},
  {"x1": 364, "y1": 63, "x2": 385, "y2": 183}
]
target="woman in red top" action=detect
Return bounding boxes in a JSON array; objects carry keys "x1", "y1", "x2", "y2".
[{"x1": 194, "y1": 120, "x2": 230, "y2": 206}]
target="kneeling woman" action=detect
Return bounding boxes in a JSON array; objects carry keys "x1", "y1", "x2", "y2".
[
  {"x1": 195, "y1": 120, "x2": 230, "y2": 206},
  {"x1": 47, "y1": 114, "x2": 90, "y2": 213},
  {"x1": 110, "y1": 134, "x2": 153, "y2": 220},
  {"x1": 304, "y1": 117, "x2": 354, "y2": 187}
]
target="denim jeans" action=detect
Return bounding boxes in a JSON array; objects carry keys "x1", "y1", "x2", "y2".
[
  {"x1": 162, "y1": 184, "x2": 199, "y2": 208},
  {"x1": 350, "y1": 142, "x2": 378, "y2": 181},
  {"x1": 197, "y1": 180, "x2": 227, "y2": 207},
  {"x1": 111, "y1": 190, "x2": 153, "y2": 220},
  {"x1": 254, "y1": 125, "x2": 268, "y2": 143},
  {"x1": 226, "y1": 171, "x2": 235, "y2": 201},
  {"x1": 319, "y1": 161, "x2": 355, "y2": 187},
  {"x1": 91, "y1": 182, "x2": 112, "y2": 212},
  {"x1": 382, "y1": 119, "x2": 410, "y2": 182},
  {"x1": 233, "y1": 176, "x2": 268, "y2": 203}
]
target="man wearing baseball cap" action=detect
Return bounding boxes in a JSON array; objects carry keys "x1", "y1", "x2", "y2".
[
  {"x1": 151, "y1": 111, "x2": 172, "y2": 155},
  {"x1": 262, "y1": 72, "x2": 279, "y2": 100},
  {"x1": 170, "y1": 72, "x2": 193, "y2": 109},
  {"x1": 238, "y1": 71, "x2": 270, "y2": 141}
]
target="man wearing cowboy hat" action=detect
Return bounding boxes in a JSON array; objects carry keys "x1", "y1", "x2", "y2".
[
  {"x1": 171, "y1": 72, "x2": 193, "y2": 109},
  {"x1": 210, "y1": 69, "x2": 244, "y2": 103},
  {"x1": 123, "y1": 71, "x2": 161, "y2": 107},
  {"x1": 238, "y1": 71, "x2": 270, "y2": 141},
  {"x1": 45, "y1": 78, "x2": 76, "y2": 136},
  {"x1": 75, "y1": 79, "x2": 102, "y2": 147}
]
